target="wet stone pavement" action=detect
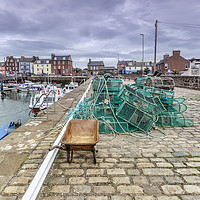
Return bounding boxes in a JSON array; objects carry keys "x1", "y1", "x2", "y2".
[{"x1": 1, "y1": 87, "x2": 200, "y2": 200}]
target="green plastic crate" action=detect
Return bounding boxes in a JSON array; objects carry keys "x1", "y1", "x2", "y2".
[
  {"x1": 92, "y1": 91, "x2": 122, "y2": 104},
  {"x1": 119, "y1": 85, "x2": 156, "y2": 114},
  {"x1": 98, "y1": 116, "x2": 129, "y2": 133},
  {"x1": 156, "y1": 112, "x2": 194, "y2": 127},
  {"x1": 135, "y1": 76, "x2": 148, "y2": 88},
  {"x1": 116, "y1": 101, "x2": 155, "y2": 133},
  {"x1": 163, "y1": 99, "x2": 187, "y2": 113},
  {"x1": 144, "y1": 86, "x2": 175, "y2": 104},
  {"x1": 92, "y1": 78, "x2": 122, "y2": 92}
]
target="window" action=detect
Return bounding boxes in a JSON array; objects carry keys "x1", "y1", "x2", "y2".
[
  {"x1": 63, "y1": 66, "x2": 65, "y2": 69},
  {"x1": 46, "y1": 60, "x2": 49, "y2": 64},
  {"x1": 63, "y1": 57, "x2": 66, "y2": 60},
  {"x1": 54, "y1": 61, "x2": 56, "y2": 65},
  {"x1": 47, "y1": 68, "x2": 48, "y2": 71},
  {"x1": 37, "y1": 68, "x2": 39, "y2": 71},
  {"x1": 165, "y1": 63, "x2": 168, "y2": 69},
  {"x1": 58, "y1": 66, "x2": 60, "y2": 69},
  {"x1": 54, "y1": 57, "x2": 57, "y2": 60},
  {"x1": 185, "y1": 64, "x2": 188, "y2": 69},
  {"x1": 58, "y1": 61, "x2": 60, "y2": 64},
  {"x1": 62, "y1": 61, "x2": 65, "y2": 64},
  {"x1": 66, "y1": 69, "x2": 69, "y2": 73},
  {"x1": 63, "y1": 70, "x2": 65, "y2": 74},
  {"x1": 54, "y1": 66, "x2": 56, "y2": 69}
]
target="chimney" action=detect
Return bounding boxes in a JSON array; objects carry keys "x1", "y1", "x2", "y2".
[
  {"x1": 163, "y1": 54, "x2": 169, "y2": 60},
  {"x1": 51, "y1": 53, "x2": 55, "y2": 59},
  {"x1": 89, "y1": 58, "x2": 91, "y2": 63},
  {"x1": 173, "y1": 50, "x2": 180, "y2": 57}
]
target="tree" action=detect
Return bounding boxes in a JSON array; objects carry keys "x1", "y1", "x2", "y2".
[
  {"x1": 144, "y1": 67, "x2": 150, "y2": 75},
  {"x1": 172, "y1": 69, "x2": 179, "y2": 75},
  {"x1": 73, "y1": 68, "x2": 82, "y2": 73}
]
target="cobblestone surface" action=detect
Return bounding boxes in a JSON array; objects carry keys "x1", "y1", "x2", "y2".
[{"x1": 1, "y1": 86, "x2": 200, "y2": 199}]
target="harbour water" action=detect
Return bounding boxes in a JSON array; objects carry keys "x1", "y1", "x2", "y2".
[{"x1": 0, "y1": 91, "x2": 36, "y2": 127}]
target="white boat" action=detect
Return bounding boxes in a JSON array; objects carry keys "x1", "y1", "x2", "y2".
[
  {"x1": 65, "y1": 82, "x2": 78, "y2": 93},
  {"x1": 29, "y1": 84, "x2": 64, "y2": 114}
]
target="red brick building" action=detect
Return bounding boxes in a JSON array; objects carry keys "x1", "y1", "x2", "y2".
[
  {"x1": 51, "y1": 54, "x2": 73, "y2": 75},
  {"x1": 5, "y1": 56, "x2": 20, "y2": 75},
  {"x1": 156, "y1": 50, "x2": 190, "y2": 74}
]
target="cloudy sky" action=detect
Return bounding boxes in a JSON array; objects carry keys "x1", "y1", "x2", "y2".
[{"x1": 0, "y1": 0, "x2": 200, "y2": 68}]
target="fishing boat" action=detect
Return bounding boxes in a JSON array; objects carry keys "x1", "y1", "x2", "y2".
[
  {"x1": 65, "y1": 82, "x2": 78, "y2": 93},
  {"x1": 0, "y1": 120, "x2": 21, "y2": 140},
  {"x1": 29, "y1": 84, "x2": 64, "y2": 114}
]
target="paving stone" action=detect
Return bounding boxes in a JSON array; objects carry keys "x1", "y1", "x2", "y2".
[
  {"x1": 73, "y1": 185, "x2": 91, "y2": 194},
  {"x1": 0, "y1": 196, "x2": 17, "y2": 200},
  {"x1": 111, "y1": 196, "x2": 132, "y2": 200},
  {"x1": 29, "y1": 154, "x2": 43, "y2": 159},
  {"x1": 116, "y1": 163, "x2": 135, "y2": 168},
  {"x1": 50, "y1": 185, "x2": 70, "y2": 193},
  {"x1": 3, "y1": 186, "x2": 27, "y2": 194},
  {"x1": 137, "y1": 163, "x2": 155, "y2": 168},
  {"x1": 135, "y1": 196, "x2": 156, "y2": 200},
  {"x1": 172, "y1": 152, "x2": 190, "y2": 157},
  {"x1": 127, "y1": 169, "x2": 140, "y2": 175},
  {"x1": 184, "y1": 185, "x2": 200, "y2": 194},
  {"x1": 166, "y1": 157, "x2": 187, "y2": 162},
  {"x1": 156, "y1": 153, "x2": 173, "y2": 157},
  {"x1": 149, "y1": 177, "x2": 165, "y2": 185},
  {"x1": 185, "y1": 162, "x2": 200, "y2": 167},
  {"x1": 21, "y1": 163, "x2": 39, "y2": 169},
  {"x1": 143, "y1": 186, "x2": 161, "y2": 195},
  {"x1": 187, "y1": 157, "x2": 200, "y2": 162},
  {"x1": 93, "y1": 186, "x2": 115, "y2": 194},
  {"x1": 150, "y1": 158, "x2": 165, "y2": 162},
  {"x1": 88, "y1": 177, "x2": 108, "y2": 184},
  {"x1": 119, "y1": 158, "x2": 135, "y2": 162},
  {"x1": 142, "y1": 168, "x2": 174, "y2": 176},
  {"x1": 180, "y1": 195, "x2": 200, "y2": 200},
  {"x1": 107, "y1": 169, "x2": 126, "y2": 175},
  {"x1": 132, "y1": 176, "x2": 149, "y2": 185},
  {"x1": 117, "y1": 185, "x2": 143, "y2": 194},
  {"x1": 112, "y1": 177, "x2": 130, "y2": 184},
  {"x1": 190, "y1": 152, "x2": 200, "y2": 157},
  {"x1": 99, "y1": 163, "x2": 114, "y2": 168},
  {"x1": 156, "y1": 162, "x2": 173, "y2": 168},
  {"x1": 157, "y1": 196, "x2": 180, "y2": 200},
  {"x1": 69, "y1": 177, "x2": 86, "y2": 184},
  {"x1": 136, "y1": 158, "x2": 149, "y2": 163},
  {"x1": 173, "y1": 162, "x2": 186, "y2": 167},
  {"x1": 65, "y1": 197, "x2": 84, "y2": 200},
  {"x1": 10, "y1": 177, "x2": 31, "y2": 185},
  {"x1": 87, "y1": 197, "x2": 108, "y2": 200},
  {"x1": 104, "y1": 158, "x2": 118, "y2": 162},
  {"x1": 176, "y1": 168, "x2": 200, "y2": 175},
  {"x1": 86, "y1": 169, "x2": 104, "y2": 175},
  {"x1": 47, "y1": 177, "x2": 66, "y2": 185},
  {"x1": 183, "y1": 176, "x2": 200, "y2": 183},
  {"x1": 64, "y1": 169, "x2": 84, "y2": 176},
  {"x1": 165, "y1": 176, "x2": 184, "y2": 184},
  {"x1": 60, "y1": 163, "x2": 80, "y2": 168},
  {"x1": 161, "y1": 185, "x2": 184, "y2": 194}
]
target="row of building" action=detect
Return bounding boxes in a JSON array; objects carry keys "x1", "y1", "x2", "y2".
[
  {"x1": 0, "y1": 54, "x2": 73, "y2": 76},
  {"x1": 116, "y1": 50, "x2": 200, "y2": 76},
  {"x1": 1, "y1": 50, "x2": 200, "y2": 76}
]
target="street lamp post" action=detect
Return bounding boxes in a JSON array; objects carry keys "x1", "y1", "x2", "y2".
[{"x1": 140, "y1": 34, "x2": 144, "y2": 74}]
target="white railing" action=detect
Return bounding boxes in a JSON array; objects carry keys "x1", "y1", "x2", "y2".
[{"x1": 22, "y1": 80, "x2": 92, "y2": 200}]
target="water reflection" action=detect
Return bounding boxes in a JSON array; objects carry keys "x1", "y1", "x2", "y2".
[{"x1": 0, "y1": 91, "x2": 36, "y2": 126}]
